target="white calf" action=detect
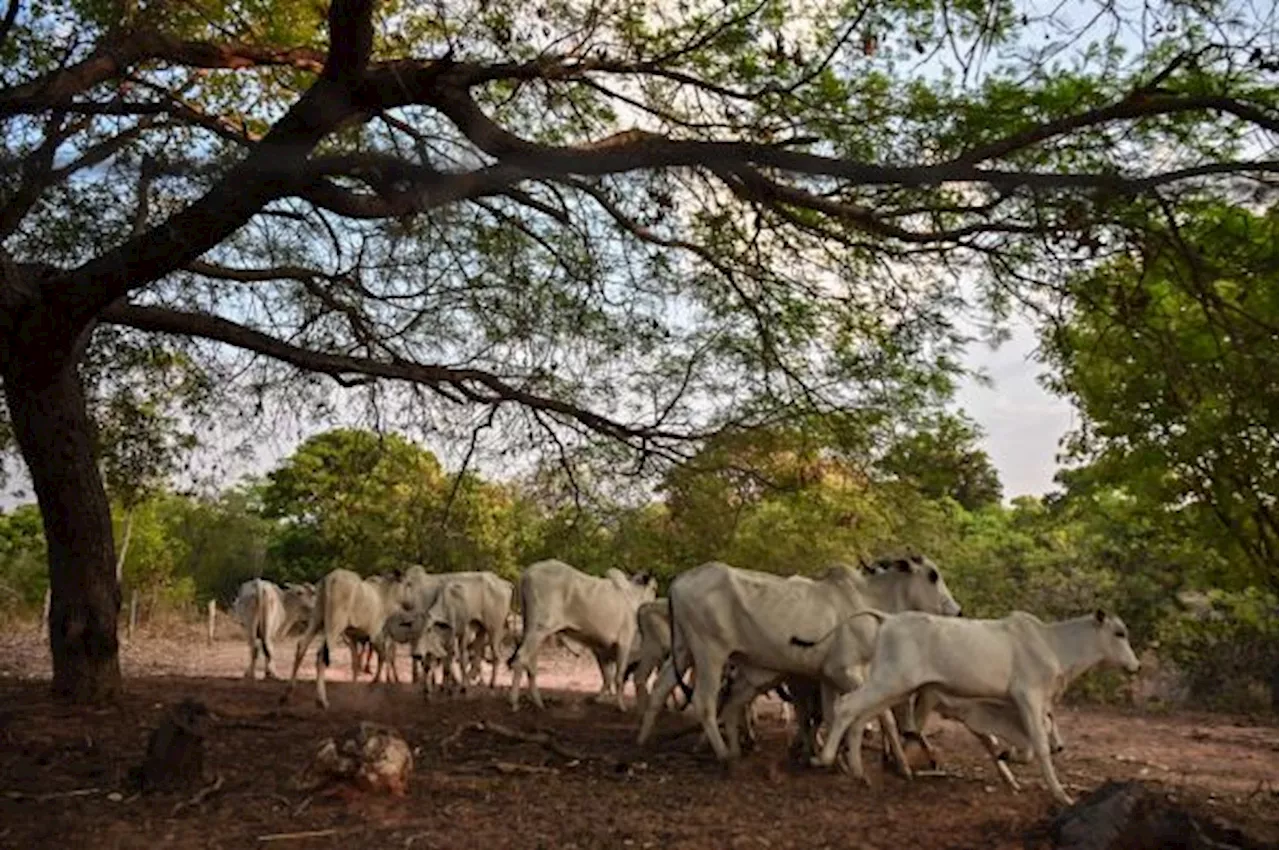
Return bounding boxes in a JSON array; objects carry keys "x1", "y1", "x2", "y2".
[{"x1": 812, "y1": 609, "x2": 1140, "y2": 805}]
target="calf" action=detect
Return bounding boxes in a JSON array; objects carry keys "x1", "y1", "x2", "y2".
[
  {"x1": 411, "y1": 572, "x2": 514, "y2": 693},
  {"x1": 625, "y1": 599, "x2": 671, "y2": 715},
  {"x1": 232, "y1": 579, "x2": 315, "y2": 680},
  {"x1": 509, "y1": 560, "x2": 656, "y2": 711},
  {"x1": 810, "y1": 609, "x2": 1139, "y2": 805},
  {"x1": 283, "y1": 569, "x2": 414, "y2": 709},
  {"x1": 912, "y1": 687, "x2": 1065, "y2": 789}
]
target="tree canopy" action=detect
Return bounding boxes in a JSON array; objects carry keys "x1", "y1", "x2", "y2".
[{"x1": 1041, "y1": 203, "x2": 1277, "y2": 589}]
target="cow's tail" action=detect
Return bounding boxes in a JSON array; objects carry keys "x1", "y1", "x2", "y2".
[
  {"x1": 788, "y1": 608, "x2": 887, "y2": 648},
  {"x1": 506, "y1": 577, "x2": 528, "y2": 668},
  {"x1": 318, "y1": 575, "x2": 339, "y2": 668},
  {"x1": 668, "y1": 588, "x2": 694, "y2": 707},
  {"x1": 254, "y1": 579, "x2": 271, "y2": 664}
]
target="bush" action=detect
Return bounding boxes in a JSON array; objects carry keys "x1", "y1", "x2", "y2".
[{"x1": 1154, "y1": 588, "x2": 1278, "y2": 713}]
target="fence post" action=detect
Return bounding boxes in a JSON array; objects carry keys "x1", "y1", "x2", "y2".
[
  {"x1": 206, "y1": 599, "x2": 217, "y2": 646},
  {"x1": 128, "y1": 590, "x2": 139, "y2": 640},
  {"x1": 40, "y1": 587, "x2": 50, "y2": 641}
]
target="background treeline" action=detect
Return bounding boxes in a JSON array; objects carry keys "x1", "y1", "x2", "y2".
[{"x1": 1, "y1": 413, "x2": 1273, "y2": 713}]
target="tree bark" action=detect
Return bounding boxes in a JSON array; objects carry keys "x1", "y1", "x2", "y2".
[{"x1": 4, "y1": 355, "x2": 122, "y2": 702}]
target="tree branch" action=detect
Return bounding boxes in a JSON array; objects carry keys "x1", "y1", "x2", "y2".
[
  {"x1": 0, "y1": 31, "x2": 328, "y2": 116},
  {"x1": 44, "y1": 0, "x2": 385, "y2": 329},
  {"x1": 100, "y1": 302, "x2": 700, "y2": 447}
]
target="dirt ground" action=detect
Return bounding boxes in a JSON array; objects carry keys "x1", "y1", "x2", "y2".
[{"x1": 0, "y1": 632, "x2": 1276, "y2": 850}]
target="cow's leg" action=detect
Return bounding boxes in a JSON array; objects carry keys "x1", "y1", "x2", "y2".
[
  {"x1": 283, "y1": 616, "x2": 321, "y2": 701},
  {"x1": 689, "y1": 650, "x2": 732, "y2": 760},
  {"x1": 632, "y1": 651, "x2": 659, "y2": 716},
  {"x1": 815, "y1": 679, "x2": 904, "y2": 778},
  {"x1": 1012, "y1": 690, "x2": 1071, "y2": 806},
  {"x1": 636, "y1": 657, "x2": 684, "y2": 745},
  {"x1": 610, "y1": 645, "x2": 627, "y2": 711},
  {"x1": 861, "y1": 709, "x2": 911, "y2": 779},
  {"x1": 487, "y1": 631, "x2": 501, "y2": 689},
  {"x1": 509, "y1": 629, "x2": 548, "y2": 711},
  {"x1": 245, "y1": 633, "x2": 259, "y2": 680},
  {"x1": 971, "y1": 730, "x2": 1021, "y2": 790},
  {"x1": 262, "y1": 634, "x2": 279, "y2": 680},
  {"x1": 720, "y1": 675, "x2": 769, "y2": 759},
  {"x1": 315, "y1": 631, "x2": 341, "y2": 710},
  {"x1": 456, "y1": 631, "x2": 471, "y2": 696},
  {"x1": 903, "y1": 689, "x2": 943, "y2": 768},
  {"x1": 346, "y1": 636, "x2": 362, "y2": 682}
]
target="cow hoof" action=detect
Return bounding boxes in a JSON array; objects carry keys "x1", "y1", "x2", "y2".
[{"x1": 809, "y1": 756, "x2": 829, "y2": 769}]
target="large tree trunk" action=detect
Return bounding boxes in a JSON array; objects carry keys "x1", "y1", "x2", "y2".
[{"x1": 4, "y1": 354, "x2": 121, "y2": 702}]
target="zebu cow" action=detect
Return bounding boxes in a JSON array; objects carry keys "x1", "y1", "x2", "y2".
[
  {"x1": 636, "y1": 558, "x2": 962, "y2": 761},
  {"x1": 411, "y1": 572, "x2": 515, "y2": 692},
  {"x1": 626, "y1": 599, "x2": 671, "y2": 715},
  {"x1": 232, "y1": 579, "x2": 316, "y2": 680},
  {"x1": 810, "y1": 609, "x2": 1140, "y2": 805},
  {"x1": 283, "y1": 569, "x2": 414, "y2": 709},
  {"x1": 508, "y1": 560, "x2": 657, "y2": 711}
]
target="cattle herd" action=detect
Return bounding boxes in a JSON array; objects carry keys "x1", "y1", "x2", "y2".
[{"x1": 232, "y1": 555, "x2": 1141, "y2": 807}]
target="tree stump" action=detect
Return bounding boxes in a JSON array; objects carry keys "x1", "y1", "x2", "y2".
[
  {"x1": 132, "y1": 698, "x2": 213, "y2": 792},
  {"x1": 1027, "y1": 781, "x2": 1271, "y2": 850}
]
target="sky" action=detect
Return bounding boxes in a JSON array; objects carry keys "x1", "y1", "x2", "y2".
[{"x1": 954, "y1": 321, "x2": 1076, "y2": 499}]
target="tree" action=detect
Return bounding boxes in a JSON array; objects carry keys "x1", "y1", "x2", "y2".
[
  {"x1": 260, "y1": 428, "x2": 447, "y2": 577},
  {"x1": 260, "y1": 427, "x2": 525, "y2": 579},
  {"x1": 880, "y1": 414, "x2": 1002, "y2": 510},
  {"x1": 0, "y1": 0, "x2": 1274, "y2": 700},
  {"x1": 1041, "y1": 203, "x2": 1278, "y2": 589}
]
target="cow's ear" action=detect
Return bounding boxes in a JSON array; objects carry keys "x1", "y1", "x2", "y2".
[
  {"x1": 392, "y1": 568, "x2": 404, "y2": 581},
  {"x1": 1094, "y1": 608, "x2": 1106, "y2": 624},
  {"x1": 895, "y1": 559, "x2": 911, "y2": 572},
  {"x1": 910, "y1": 553, "x2": 924, "y2": 564}
]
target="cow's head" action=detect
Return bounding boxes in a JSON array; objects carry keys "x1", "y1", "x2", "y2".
[
  {"x1": 631, "y1": 572, "x2": 658, "y2": 601},
  {"x1": 282, "y1": 582, "x2": 317, "y2": 615},
  {"x1": 1090, "y1": 609, "x2": 1141, "y2": 673},
  {"x1": 414, "y1": 618, "x2": 454, "y2": 661},
  {"x1": 875, "y1": 553, "x2": 962, "y2": 617}
]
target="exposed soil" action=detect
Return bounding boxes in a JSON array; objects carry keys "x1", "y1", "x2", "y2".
[{"x1": 0, "y1": 634, "x2": 1275, "y2": 850}]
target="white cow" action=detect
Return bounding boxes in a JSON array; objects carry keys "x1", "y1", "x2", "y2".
[
  {"x1": 411, "y1": 572, "x2": 515, "y2": 692},
  {"x1": 626, "y1": 599, "x2": 671, "y2": 715},
  {"x1": 283, "y1": 569, "x2": 415, "y2": 709},
  {"x1": 811, "y1": 609, "x2": 1140, "y2": 805},
  {"x1": 508, "y1": 560, "x2": 657, "y2": 711},
  {"x1": 232, "y1": 579, "x2": 316, "y2": 680},
  {"x1": 636, "y1": 557, "x2": 962, "y2": 761}
]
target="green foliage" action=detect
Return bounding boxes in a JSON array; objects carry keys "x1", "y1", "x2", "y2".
[
  {"x1": 1042, "y1": 204, "x2": 1278, "y2": 590},
  {"x1": 0, "y1": 505, "x2": 48, "y2": 612},
  {"x1": 880, "y1": 414, "x2": 1003, "y2": 510},
  {"x1": 260, "y1": 428, "x2": 527, "y2": 581},
  {"x1": 1155, "y1": 589, "x2": 1279, "y2": 712}
]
